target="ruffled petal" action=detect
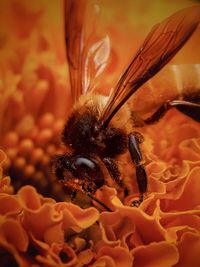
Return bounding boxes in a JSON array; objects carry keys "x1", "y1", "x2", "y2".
[
  {"x1": 100, "y1": 206, "x2": 166, "y2": 248},
  {"x1": 55, "y1": 202, "x2": 99, "y2": 232},
  {"x1": 94, "y1": 246, "x2": 133, "y2": 267},
  {"x1": 132, "y1": 241, "x2": 179, "y2": 267},
  {"x1": 175, "y1": 232, "x2": 200, "y2": 267},
  {"x1": 0, "y1": 217, "x2": 28, "y2": 252},
  {"x1": 0, "y1": 195, "x2": 21, "y2": 216},
  {"x1": 160, "y1": 167, "x2": 200, "y2": 211}
]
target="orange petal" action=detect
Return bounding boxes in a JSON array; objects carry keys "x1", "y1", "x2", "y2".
[
  {"x1": 91, "y1": 255, "x2": 115, "y2": 267},
  {"x1": 17, "y1": 185, "x2": 41, "y2": 210},
  {"x1": 0, "y1": 176, "x2": 13, "y2": 194},
  {"x1": 0, "y1": 218, "x2": 28, "y2": 252},
  {"x1": 36, "y1": 242, "x2": 77, "y2": 267},
  {"x1": 179, "y1": 138, "x2": 200, "y2": 162},
  {"x1": 175, "y1": 232, "x2": 200, "y2": 267},
  {"x1": 96, "y1": 246, "x2": 133, "y2": 267},
  {"x1": 21, "y1": 202, "x2": 61, "y2": 240},
  {"x1": 132, "y1": 241, "x2": 178, "y2": 267},
  {"x1": 95, "y1": 186, "x2": 120, "y2": 211},
  {"x1": 100, "y1": 206, "x2": 166, "y2": 247},
  {"x1": 76, "y1": 249, "x2": 94, "y2": 267},
  {"x1": 0, "y1": 195, "x2": 21, "y2": 215},
  {"x1": 43, "y1": 222, "x2": 64, "y2": 245},
  {"x1": 55, "y1": 202, "x2": 99, "y2": 232},
  {"x1": 161, "y1": 167, "x2": 200, "y2": 211},
  {"x1": 18, "y1": 186, "x2": 62, "y2": 240}
]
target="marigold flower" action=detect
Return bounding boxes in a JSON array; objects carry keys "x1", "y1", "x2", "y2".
[{"x1": 0, "y1": 1, "x2": 200, "y2": 267}]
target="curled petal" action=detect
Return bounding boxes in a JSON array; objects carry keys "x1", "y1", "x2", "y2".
[
  {"x1": 55, "y1": 202, "x2": 99, "y2": 232},
  {"x1": 95, "y1": 186, "x2": 122, "y2": 212},
  {"x1": 0, "y1": 176, "x2": 13, "y2": 194},
  {"x1": 100, "y1": 206, "x2": 166, "y2": 247},
  {"x1": 29, "y1": 231, "x2": 50, "y2": 253},
  {"x1": 36, "y1": 243, "x2": 77, "y2": 267},
  {"x1": 17, "y1": 185, "x2": 42, "y2": 210},
  {"x1": 50, "y1": 243, "x2": 77, "y2": 266},
  {"x1": 175, "y1": 232, "x2": 200, "y2": 267},
  {"x1": 76, "y1": 249, "x2": 94, "y2": 267},
  {"x1": 161, "y1": 167, "x2": 200, "y2": 211},
  {"x1": 43, "y1": 222, "x2": 64, "y2": 245},
  {"x1": 160, "y1": 209, "x2": 200, "y2": 232},
  {"x1": 91, "y1": 256, "x2": 116, "y2": 267},
  {"x1": 132, "y1": 241, "x2": 179, "y2": 267},
  {"x1": 0, "y1": 195, "x2": 21, "y2": 216},
  {"x1": 0, "y1": 217, "x2": 28, "y2": 252},
  {"x1": 147, "y1": 161, "x2": 167, "y2": 177},
  {"x1": 71, "y1": 237, "x2": 87, "y2": 253},
  {"x1": 18, "y1": 186, "x2": 62, "y2": 240},
  {"x1": 99, "y1": 212, "x2": 134, "y2": 248},
  {"x1": 179, "y1": 138, "x2": 200, "y2": 161},
  {"x1": 158, "y1": 197, "x2": 200, "y2": 244},
  {"x1": 21, "y1": 202, "x2": 61, "y2": 240},
  {"x1": 94, "y1": 246, "x2": 133, "y2": 267}
]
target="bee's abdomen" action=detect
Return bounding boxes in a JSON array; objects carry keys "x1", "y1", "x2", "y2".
[
  {"x1": 170, "y1": 64, "x2": 200, "y2": 97},
  {"x1": 130, "y1": 64, "x2": 200, "y2": 120}
]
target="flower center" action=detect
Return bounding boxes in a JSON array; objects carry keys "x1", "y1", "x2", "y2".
[{"x1": 2, "y1": 112, "x2": 66, "y2": 200}]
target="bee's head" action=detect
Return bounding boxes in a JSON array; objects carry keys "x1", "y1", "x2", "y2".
[{"x1": 52, "y1": 153, "x2": 104, "y2": 190}]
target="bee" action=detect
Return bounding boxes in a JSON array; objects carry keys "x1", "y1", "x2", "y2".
[{"x1": 53, "y1": 1, "x2": 200, "y2": 211}]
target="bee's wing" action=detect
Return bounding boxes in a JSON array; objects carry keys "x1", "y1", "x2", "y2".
[
  {"x1": 65, "y1": 0, "x2": 110, "y2": 103},
  {"x1": 100, "y1": 6, "x2": 200, "y2": 127}
]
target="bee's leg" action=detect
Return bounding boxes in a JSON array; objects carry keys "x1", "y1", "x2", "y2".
[
  {"x1": 169, "y1": 100, "x2": 200, "y2": 122},
  {"x1": 145, "y1": 100, "x2": 200, "y2": 125},
  {"x1": 103, "y1": 157, "x2": 128, "y2": 196},
  {"x1": 128, "y1": 133, "x2": 147, "y2": 206}
]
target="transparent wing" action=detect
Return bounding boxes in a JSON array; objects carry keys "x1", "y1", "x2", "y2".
[
  {"x1": 100, "y1": 6, "x2": 200, "y2": 127},
  {"x1": 64, "y1": 0, "x2": 110, "y2": 103},
  {"x1": 82, "y1": 36, "x2": 110, "y2": 94}
]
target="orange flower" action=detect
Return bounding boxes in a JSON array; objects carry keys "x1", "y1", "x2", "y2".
[
  {"x1": 0, "y1": 184, "x2": 100, "y2": 266},
  {"x1": 0, "y1": 1, "x2": 200, "y2": 267}
]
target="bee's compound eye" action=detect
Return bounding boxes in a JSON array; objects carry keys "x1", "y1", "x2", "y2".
[
  {"x1": 73, "y1": 156, "x2": 104, "y2": 188},
  {"x1": 74, "y1": 157, "x2": 97, "y2": 171}
]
